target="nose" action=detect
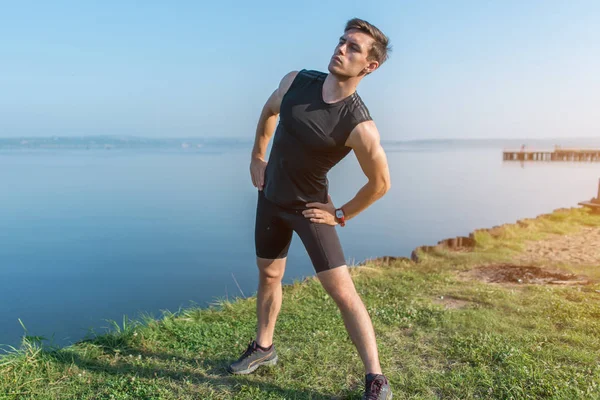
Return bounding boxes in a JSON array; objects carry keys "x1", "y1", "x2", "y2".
[{"x1": 336, "y1": 43, "x2": 346, "y2": 56}]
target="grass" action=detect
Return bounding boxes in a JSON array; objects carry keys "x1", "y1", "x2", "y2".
[{"x1": 1, "y1": 207, "x2": 600, "y2": 399}]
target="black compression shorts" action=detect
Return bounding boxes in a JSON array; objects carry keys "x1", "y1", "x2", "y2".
[{"x1": 254, "y1": 190, "x2": 346, "y2": 273}]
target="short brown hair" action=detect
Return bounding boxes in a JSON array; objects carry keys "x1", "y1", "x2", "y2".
[{"x1": 345, "y1": 18, "x2": 391, "y2": 66}]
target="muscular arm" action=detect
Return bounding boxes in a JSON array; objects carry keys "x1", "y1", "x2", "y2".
[
  {"x1": 251, "y1": 71, "x2": 298, "y2": 160},
  {"x1": 339, "y1": 120, "x2": 391, "y2": 221},
  {"x1": 249, "y1": 70, "x2": 298, "y2": 190}
]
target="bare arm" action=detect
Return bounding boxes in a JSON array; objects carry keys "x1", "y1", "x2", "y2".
[
  {"x1": 303, "y1": 120, "x2": 391, "y2": 225},
  {"x1": 340, "y1": 120, "x2": 391, "y2": 221},
  {"x1": 251, "y1": 71, "x2": 298, "y2": 161},
  {"x1": 250, "y1": 71, "x2": 298, "y2": 190}
]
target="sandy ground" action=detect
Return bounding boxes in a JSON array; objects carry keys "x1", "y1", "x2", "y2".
[
  {"x1": 459, "y1": 226, "x2": 600, "y2": 289},
  {"x1": 515, "y1": 226, "x2": 600, "y2": 266},
  {"x1": 437, "y1": 224, "x2": 600, "y2": 308}
]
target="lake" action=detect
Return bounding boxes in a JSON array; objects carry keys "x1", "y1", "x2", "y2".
[{"x1": 1, "y1": 143, "x2": 598, "y2": 349}]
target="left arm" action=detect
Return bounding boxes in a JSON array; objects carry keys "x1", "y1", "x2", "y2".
[
  {"x1": 302, "y1": 120, "x2": 391, "y2": 225},
  {"x1": 339, "y1": 120, "x2": 391, "y2": 221}
]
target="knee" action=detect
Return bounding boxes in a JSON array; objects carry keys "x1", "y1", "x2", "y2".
[
  {"x1": 259, "y1": 269, "x2": 283, "y2": 284},
  {"x1": 326, "y1": 286, "x2": 358, "y2": 308},
  {"x1": 257, "y1": 258, "x2": 285, "y2": 284}
]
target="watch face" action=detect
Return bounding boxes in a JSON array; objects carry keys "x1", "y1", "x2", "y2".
[{"x1": 336, "y1": 209, "x2": 344, "y2": 218}]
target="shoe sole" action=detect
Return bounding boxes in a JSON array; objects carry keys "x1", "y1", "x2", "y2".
[
  {"x1": 227, "y1": 355, "x2": 278, "y2": 375},
  {"x1": 363, "y1": 389, "x2": 393, "y2": 400}
]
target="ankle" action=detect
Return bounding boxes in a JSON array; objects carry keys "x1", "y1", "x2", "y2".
[
  {"x1": 256, "y1": 341, "x2": 273, "y2": 351},
  {"x1": 255, "y1": 337, "x2": 273, "y2": 350}
]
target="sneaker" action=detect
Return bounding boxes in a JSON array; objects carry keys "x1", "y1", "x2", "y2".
[
  {"x1": 363, "y1": 374, "x2": 392, "y2": 400},
  {"x1": 227, "y1": 340, "x2": 278, "y2": 375}
]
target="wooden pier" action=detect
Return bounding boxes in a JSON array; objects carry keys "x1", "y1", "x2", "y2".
[{"x1": 503, "y1": 147, "x2": 600, "y2": 162}]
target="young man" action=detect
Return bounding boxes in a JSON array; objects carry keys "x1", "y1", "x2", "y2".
[{"x1": 228, "y1": 18, "x2": 393, "y2": 400}]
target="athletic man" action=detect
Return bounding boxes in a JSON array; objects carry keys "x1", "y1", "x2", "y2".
[{"x1": 228, "y1": 18, "x2": 393, "y2": 400}]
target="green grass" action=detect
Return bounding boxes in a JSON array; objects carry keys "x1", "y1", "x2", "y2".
[{"x1": 2, "y1": 207, "x2": 600, "y2": 399}]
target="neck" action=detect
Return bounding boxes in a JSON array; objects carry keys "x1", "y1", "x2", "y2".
[{"x1": 322, "y1": 73, "x2": 361, "y2": 104}]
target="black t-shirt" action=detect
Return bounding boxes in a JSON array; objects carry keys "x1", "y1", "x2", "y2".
[{"x1": 263, "y1": 69, "x2": 373, "y2": 209}]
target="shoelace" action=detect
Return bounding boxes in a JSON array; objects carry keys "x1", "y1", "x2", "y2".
[
  {"x1": 241, "y1": 341, "x2": 258, "y2": 359},
  {"x1": 365, "y1": 377, "x2": 384, "y2": 400}
]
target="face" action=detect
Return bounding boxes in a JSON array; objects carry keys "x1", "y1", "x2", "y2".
[{"x1": 328, "y1": 29, "x2": 379, "y2": 78}]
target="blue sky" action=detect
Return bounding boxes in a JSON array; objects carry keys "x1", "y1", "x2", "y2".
[{"x1": 1, "y1": 0, "x2": 598, "y2": 140}]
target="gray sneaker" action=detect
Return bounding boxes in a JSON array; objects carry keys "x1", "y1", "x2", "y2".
[
  {"x1": 227, "y1": 340, "x2": 278, "y2": 375},
  {"x1": 363, "y1": 374, "x2": 392, "y2": 400}
]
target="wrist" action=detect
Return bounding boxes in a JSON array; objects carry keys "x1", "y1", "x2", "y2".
[{"x1": 335, "y1": 208, "x2": 346, "y2": 227}]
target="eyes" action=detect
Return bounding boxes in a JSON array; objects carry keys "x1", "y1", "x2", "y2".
[{"x1": 338, "y1": 38, "x2": 361, "y2": 53}]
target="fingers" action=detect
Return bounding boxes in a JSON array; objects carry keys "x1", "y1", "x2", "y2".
[
  {"x1": 302, "y1": 209, "x2": 326, "y2": 219},
  {"x1": 250, "y1": 159, "x2": 267, "y2": 190},
  {"x1": 305, "y1": 202, "x2": 323, "y2": 209},
  {"x1": 258, "y1": 170, "x2": 264, "y2": 190},
  {"x1": 302, "y1": 209, "x2": 316, "y2": 218},
  {"x1": 301, "y1": 209, "x2": 335, "y2": 225},
  {"x1": 250, "y1": 167, "x2": 265, "y2": 190},
  {"x1": 252, "y1": 170, "x2": 258, "y2": 189}
]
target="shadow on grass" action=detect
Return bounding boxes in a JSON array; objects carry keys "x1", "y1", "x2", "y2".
[{"x1": 42, "y1": 345, "x2": 348, "y2": 400}]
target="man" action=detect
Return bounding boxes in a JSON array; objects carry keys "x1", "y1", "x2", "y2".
[{"x1": 228, "y1": 18, "x2": 393, "y2": 400}]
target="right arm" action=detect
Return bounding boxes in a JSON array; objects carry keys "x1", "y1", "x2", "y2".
[{"x1": 250, "y1": 70, "x2": 299, "y2": 190}]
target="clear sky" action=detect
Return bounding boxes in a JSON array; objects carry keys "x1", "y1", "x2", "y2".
[{"x1": 1, "y1": 0, "x2": 598, "y2": 140}]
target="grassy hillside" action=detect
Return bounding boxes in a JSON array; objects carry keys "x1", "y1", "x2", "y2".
[{"x1": 2, "y1": 207, "x2": 599, "y2": 399}]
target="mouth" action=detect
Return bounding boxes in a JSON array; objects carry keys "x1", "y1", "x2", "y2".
[{"x1": 331, "y1": 56, "x2": 342, "y2": 65}]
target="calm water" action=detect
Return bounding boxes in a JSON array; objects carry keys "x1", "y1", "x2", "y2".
[{"x1": 1, "y1": 145, "x2": 598, "y2": 348}]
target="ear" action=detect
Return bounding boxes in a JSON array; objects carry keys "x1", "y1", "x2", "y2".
[{"x1": 364, "y1": 60, "x2": 379, "y2": 74}]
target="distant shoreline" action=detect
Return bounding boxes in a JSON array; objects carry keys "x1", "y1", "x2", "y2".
[{"x1": 2, "y1": 135, "x2": 600, "y2": 151}]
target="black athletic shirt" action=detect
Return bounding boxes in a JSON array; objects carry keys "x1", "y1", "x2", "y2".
[{"x1": 263, "y1": 69, "x2": 372, "y2": 209}]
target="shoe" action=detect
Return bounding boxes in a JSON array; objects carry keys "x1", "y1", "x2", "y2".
[
  {"x1": 227, "y1": 340, "x2": 278, "y2": 375},
  {"x1": 363, "y1": 373, "x2": 392, "y2": 400}
]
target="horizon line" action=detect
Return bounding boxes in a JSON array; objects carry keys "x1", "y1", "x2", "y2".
[{"x1": 1, "y1": 135, "x2": 599, "y2": 142}]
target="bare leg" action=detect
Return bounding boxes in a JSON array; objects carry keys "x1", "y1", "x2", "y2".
[
  {"x1": 255, "y1": 256, "x2": 287, "y2": 348},
  {"x1": 317, "y1": 266, "x2": 382, "y2": 375}
]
